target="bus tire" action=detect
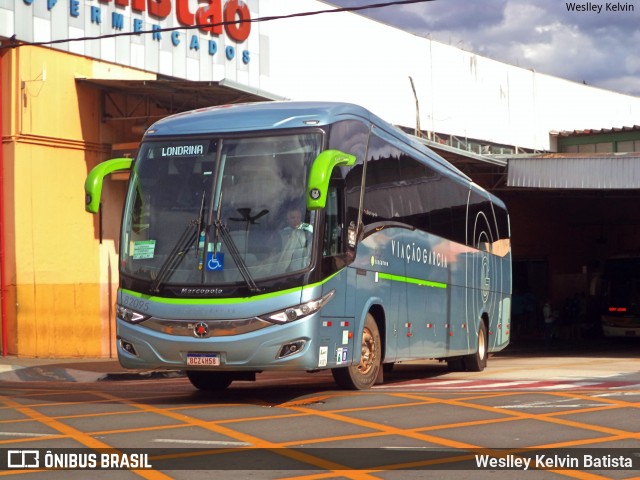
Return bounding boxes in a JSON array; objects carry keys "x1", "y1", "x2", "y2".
[
  {"x1": 446, "y1": 357, "x2": 465, "y2": 371},
  {"x1": 332, "y1": 313, "x2": 381, "y2": 390},
  {"x1": 464, "y1": 320, "x2": 488, "y2": 372},
  {"x1": 186, "y1": 371, "x2": 233, "y2": 391}
]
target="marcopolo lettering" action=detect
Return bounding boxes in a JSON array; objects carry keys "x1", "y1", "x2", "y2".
[{"x1": 180, "y1": 287, "x2": 224, "y2": 295}]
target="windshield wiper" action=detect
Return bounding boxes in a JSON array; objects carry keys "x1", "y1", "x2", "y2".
[
  {"x1": 150, "y1": 220, "x2": 198, "y2": 293},
  {"x1": 214, "y1": 220, "x2": 262, "y2": 293},
  {"x1": 150, "y1": 191, "x2": 207, "y2": 293},
  {"x1": 209, "y1": 187, "x2": 262, "y2": 294},
  {"x1": 195, "y1": 191, "x2": 207, "y2": 271}
]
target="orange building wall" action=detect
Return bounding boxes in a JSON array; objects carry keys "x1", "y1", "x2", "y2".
[{"x1": 1, "y1": 46, "x2": 154, "y2": 357}]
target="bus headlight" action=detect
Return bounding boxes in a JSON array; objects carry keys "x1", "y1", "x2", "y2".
[
  {"x1": 260, "y1": 290, "x2": 335, "y2": 324},
  {"x1": 116, "y1": 305, "x2": 150, "y2": 324}
]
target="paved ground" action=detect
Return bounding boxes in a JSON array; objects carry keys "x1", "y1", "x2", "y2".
[{"x1": 0, "y1": 337, "x2": 638, "y2": 479}]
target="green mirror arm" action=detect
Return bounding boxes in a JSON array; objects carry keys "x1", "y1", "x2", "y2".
[
  {"x1": 306, "y1": 150, "x2": 356, "y2": 210},
  {"x1": 84, "y1": 158, "x2": 133, "y2": 213}
]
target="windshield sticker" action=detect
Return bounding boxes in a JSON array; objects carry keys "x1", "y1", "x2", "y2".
[
  {"x1": 206, "y1": 252, "x2": 224, "y2": 271},
  {"x1": 132, "y1": 240, "x2": 156, "y2": 260}
]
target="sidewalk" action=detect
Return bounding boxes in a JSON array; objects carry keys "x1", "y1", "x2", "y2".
[{"x1": 0, "y1": 356, "x2": 183, "y2": 383}]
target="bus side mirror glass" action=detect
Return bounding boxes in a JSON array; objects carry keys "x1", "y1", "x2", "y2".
[
  {"x1": 306, "y1": 150, "x2": 356, "y2": 210},
  {"x1": 84, "y1": 158, "x2": 133, "y2": 213},
  {"x1": 347, "y1": 221, "x2": 358, "y2": 248}
]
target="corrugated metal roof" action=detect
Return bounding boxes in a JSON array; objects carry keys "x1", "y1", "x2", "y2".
[
  {"x1": 416, "y1": 136, "x2": 508, "y2": 167},
  {"x1": 76, "y1": 78, "x2": 287, "y2": 120},
  {"x1": 506, "y1": 153, "x2": 640, "y2": 189},
  {"x1": 553, "y1": 126, "x2": 640, "y2": 137}
]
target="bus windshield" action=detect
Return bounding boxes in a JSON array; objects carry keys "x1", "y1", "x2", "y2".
[{"x1": 120, "y1": 133, "x2": 322, "y2": 292}]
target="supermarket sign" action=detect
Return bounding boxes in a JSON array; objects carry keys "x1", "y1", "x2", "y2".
[{"x1": 20, "y1": 0, "x2": 252, "y2": 62}]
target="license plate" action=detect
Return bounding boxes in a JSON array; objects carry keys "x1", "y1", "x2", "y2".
[{"x1": 186, "y1": 353, "x2": 220, "y2": 366}]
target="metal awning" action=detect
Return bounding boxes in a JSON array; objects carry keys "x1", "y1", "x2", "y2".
[
  {"x1": 409, "y1": 136, "x2": 508, "y2": 190},
  {"x1": 505, "y1": 153, "x2": 640, "y2": 189},
  {"x1": 76, "y1": 78, "x2": 287, "y2": 123},
  {"x1": 418, "y1": 137, "x2": 507, "y2": 167},
  {"x1": 552, "y1": 125, "x2": 640, "y2": 137}
]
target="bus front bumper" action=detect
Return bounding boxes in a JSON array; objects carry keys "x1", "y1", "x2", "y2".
[{"x1": 115, "y1": 315, "x2": 352, "y2": 372}]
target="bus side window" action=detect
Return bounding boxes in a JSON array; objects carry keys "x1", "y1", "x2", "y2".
[
  {"x1": 323, "y1": 183, "x2": 354, "y2": 274},
  {"x1": 323, "y1": 185, "x2": 344, "y2": 257}
]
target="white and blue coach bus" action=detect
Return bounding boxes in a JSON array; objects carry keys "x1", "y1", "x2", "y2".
[{"x1": 85, "y1": 101, "x2": 511, "y2": 391}]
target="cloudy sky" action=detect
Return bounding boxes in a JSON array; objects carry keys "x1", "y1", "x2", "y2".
[{"x1": 327, "y1": 0, "x2": 640, "y2": 96}]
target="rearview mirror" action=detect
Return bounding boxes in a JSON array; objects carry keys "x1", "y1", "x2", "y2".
[
  {"x1": 306, "y1": 150, "x2": 356, "y2": 210},
  {"x1": 84, "y1": 158, "x2": 133, "y2": 213}
]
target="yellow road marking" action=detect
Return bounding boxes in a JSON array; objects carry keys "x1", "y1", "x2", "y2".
[
  {"x1": 0, "y1": 395, "x2": 172, "y2": 480},
  {"x1": 94, "y1": 391, "x2": 381, "y2": 480},
  {"x1": 1, "y1": 380, "x2": 638, "y2": 480}
]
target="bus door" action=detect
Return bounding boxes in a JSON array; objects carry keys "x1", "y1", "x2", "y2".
[{"x1": 319, "y1": 183, "x2": 358, "y2": 366}]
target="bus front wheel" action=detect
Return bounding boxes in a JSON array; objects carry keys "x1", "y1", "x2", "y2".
[
  {"x1": 186, "y1": 371, "x2": 233, "y2": 391},
  {"x1": 332, "y1": 313, "x2": 381, "y2": 390}
]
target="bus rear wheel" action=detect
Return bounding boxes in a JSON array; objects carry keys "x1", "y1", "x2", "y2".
[
  {"x1": 332, "y1": 313, "x2": 381, "y2": 390},
  {"x1": 186, "y1": 371, "x2": 233, "y2": 391},
  {"x1": 464, "y1": 321, "x2": 488, "y2": 372}
]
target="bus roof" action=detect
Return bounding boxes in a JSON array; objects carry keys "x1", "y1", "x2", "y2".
[
  {"x1": 146, "y1": 101, "x2": 376, "y2": 135},
  {"x1": 145, "y1": 100, "x2": 476, "y2": 188}
]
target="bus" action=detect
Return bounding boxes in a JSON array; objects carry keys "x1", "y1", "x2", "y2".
[
  {"x1": 85, "y1": 101, "x2": 511, "y2": 391},
  {"x1": 600, "y1": 255, "x2": 640, "y2": 337}
]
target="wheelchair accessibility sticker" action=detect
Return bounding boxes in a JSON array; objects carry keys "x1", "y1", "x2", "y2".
[{"x1": 206, "y1": 252, "x2": 224, "y2": 271}]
